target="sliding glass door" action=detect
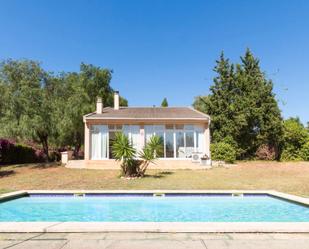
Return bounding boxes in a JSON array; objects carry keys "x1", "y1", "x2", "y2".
[
  {"x1": 91, "y1": 125, "x2": 108, "y2": 159},
  {"x1": 91, "y1": 124, "x2": 205, "y2": 160},
  {"x1": 165, "y1": 131, "x2": 174, "y2": 158},
  {"x1": 144, "y1": 124, "x2": 205, "y2": 159}
]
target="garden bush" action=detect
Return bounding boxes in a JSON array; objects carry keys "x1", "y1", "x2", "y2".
[
  {"x1": 0, "y1": 139, "x2": 45, "y2": 164},
  {"x1": 280, "y1": 147, "x2": 302, "y2": 161},
  {"x1": 255, "y1": 144, "x2": 276, "y2": 160},
  {"x1": 49, "y1": 151, "x2": 61, "y2": 162},
  {"x1": 300, "y1": 141, "x2": 309, "y2": 161},
  {"x1": 280, "y1": 118, "x2": 309, "y2": 161},
  {"x1": 211, "y1": 142, "x2": 236, "y2": 163}
]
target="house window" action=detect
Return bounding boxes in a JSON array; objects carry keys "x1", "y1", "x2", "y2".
[
  {"x1": 145, "y1": 125, "x2": 165, "y2": 157},
  {"x1": 165, "y1": 131, "x2": 174, "y2": 158},
  {"x1": 145, "y1": 125, "x2": 155, "y2": 144},
  {"x1": 90, "y1": 125, "x2": 108, "y2": 159},
  {"x1": 165, "y1": 124, "x2": 174, "y2": 130},
  {"x1": 91, "y1": 124, "x2": 205, "y2": 160},
  {"x1": 176, "y1": 131, "x2": 185, "y2": 158},
  {"x1": 196, "y1": 129, "x2": 205, "y2": 154},
  {"x1": 185, "y1": 131, "x2": 195, "y2": 156},
  {"x1": 108, "y1": 124, "x2": 141, "y2": 158},
  {"x1": 108, "y1": 125, "x2": 123, "y2": 159},
  {"x1": 175, "y1": 124, "x2": 184, "y2": 130},
  {"x1": 144, "y1": 124, "x2": 205, "y2": 159},
  {"x1": 123, "y1": 125, "x2": 140, "y2": 152}
]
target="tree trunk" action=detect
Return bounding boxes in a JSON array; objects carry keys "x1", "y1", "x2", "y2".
[
  {"x1": 73, "y1": 143, "x2": 81, "y2": 159},
  {"x1": 73, "y1": 132, "x2": 82, "y2": 159},
  {"x1": 38, "y1": 133, "x2": 49, "y2": 161}
]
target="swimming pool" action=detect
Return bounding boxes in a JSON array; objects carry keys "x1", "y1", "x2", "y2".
[{"x1": 1, "y1": 193, "x2": 308, "y2": 222}]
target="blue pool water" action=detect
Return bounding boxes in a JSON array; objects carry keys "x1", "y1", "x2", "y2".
[{"x1": 0, "y1": 195, "x2": 308, "y2": 222}]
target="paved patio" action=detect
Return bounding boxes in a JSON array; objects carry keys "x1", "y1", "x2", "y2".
[{"x1": 0, "y1": 233, "x2": 309, "y2": 249}]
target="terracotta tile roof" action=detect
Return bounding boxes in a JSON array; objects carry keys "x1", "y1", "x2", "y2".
[{"x1": 84, "y1": 107, "x2": 210, "y2": 121}]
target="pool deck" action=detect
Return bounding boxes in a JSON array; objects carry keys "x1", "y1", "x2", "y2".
[
  {"x1": 1, "y1": 232, "x2": 309, "y2": 249},
  {"x1": 0, "y1": 190, "x2": 308, "y2": 233}
]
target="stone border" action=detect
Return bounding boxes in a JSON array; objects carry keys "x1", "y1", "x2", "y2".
[{"x1": 0, "y1": 190, "x2": 308, "y2": 233}]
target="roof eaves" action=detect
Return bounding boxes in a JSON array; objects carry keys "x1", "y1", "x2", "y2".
[
  {"x1": 85, "y1": 117, "x2": 208, "y2": 121},
  {"x1": 188, "y1": 107, "x2": 211, "y2": 120},
  {"x1": 83, "y1": 112, "x2": 96, "y2": 122}
]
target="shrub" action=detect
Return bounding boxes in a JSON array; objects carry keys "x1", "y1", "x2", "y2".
[
  {"x1": 35, "y1": 149, "x2": 47, "y2": 162},
  {"x1": 211, "y1": 142, "x2": 236, "y2": 163},
  {"x1": 112, "y1": 133, "x2": 163, "y2": 177},
  {"x1": 280, "y1": 118, "x2": 309, "y2": 161},
  {"x1": 255, "y1": 144, "x2": 276, "y2": 160},
  {"x1": 49, "y1": 151, "x2": 61, "y2": 162},
  {"x1": 0, "y1": 139, "x2": 45, "y2": 164},
  {"x1": 280, "y1": 146, "x2": 302, "y2": 161},
  {"x1": 300, "y1": 141, "x2": 309, "y2": 161}
]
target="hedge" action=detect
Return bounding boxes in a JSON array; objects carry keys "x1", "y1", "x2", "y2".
[
  {"x1": 300, "y1": 141, "x2": 309, "y2": 161},
  {"x1": 0, "y1": 139, "x2": 46, "y2": 164},
  {"x1": 211, "y1": 142, "x2": 236, "y2": 163}
]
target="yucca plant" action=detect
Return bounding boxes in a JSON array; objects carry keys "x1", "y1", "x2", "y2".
[
  {"x1": 112, "y1": 133, "x2": 163, "y2": 177},
  {"x1": 112, "y1": 132, "x2": 136, "y2": 176},
  {"x1": 138, "y1": 135, "x2": 163, "y2": 176}
]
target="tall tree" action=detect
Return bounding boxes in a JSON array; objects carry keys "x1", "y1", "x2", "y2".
[
  {"x1": 235, "y1": 49, "x2": 283, "y2": 158},
  {"x1": 161, "y1": 97, "x2": 168, "y2": 107},
  {"x1": 194, "y1": 52, "x2": 239, "y2": 149},
  {"x1": 0, "y1": 60, "x2": 128, "y2": 159},
  {"x1": 55, "y1": 63, "x2": 128, "y2": 157},
  {"x1": 194, "y1": 49, "x2": 283, "y2": 159},
  {"x1": 0, "y1": 59, "x2": 55, "y2": 157}
]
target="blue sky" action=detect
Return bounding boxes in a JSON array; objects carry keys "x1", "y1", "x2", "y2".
[{"x1": 0, "y1": 0, "x2": 309, "y2": 123}]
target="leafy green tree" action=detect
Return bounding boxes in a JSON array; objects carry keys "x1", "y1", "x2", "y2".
[
  {"x1": 281, "y1": 117, "x2": 309, "y2": 160},
  {"x1": 194, "y1": 50, "x2": 283, "y2": 159},
  {"x1": 0, "y1": 81, "x2": 7, "y2": 119},
  {"x1": 0, "y1": 60, "x2": 128, "y2": 160},
  {"x1": 0, "y1": 59, "x2": 55, "y2": 158},
  {"x1": 55, "y1": 64, "x2": 128, "y2": 157},
  {"x1": 161, "y1": 97, "x2": 168, "y2": 107},
  {"x1": 194, "y1": 52, "x2": 238, "y2": 144},
  {"x1": 300, "y1": 141, "x2": 309, "y2": 161},
  {"x1": 235, "y1": 49, "x2": 283, "y2": 158}
]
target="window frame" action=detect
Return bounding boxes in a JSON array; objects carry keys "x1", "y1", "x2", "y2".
[{"x1": 144, "y1": 124, "x2": 204, "y2": 159}]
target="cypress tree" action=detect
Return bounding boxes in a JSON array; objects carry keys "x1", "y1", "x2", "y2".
[
  {"x1": 235, "y1": 49, "x2": 283, "y2": 158},
  {"x1": 194, "y1": 49, "x2": 283, "y2": 159},
  {"x1": 161, "y1": 97, "x2": 168, "y2": 107}
]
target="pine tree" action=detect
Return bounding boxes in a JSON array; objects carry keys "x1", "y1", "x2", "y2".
[
  {"x1": 194, "y1": 49, "x2": 283, "y2": 159},
  {"x1": 161, "y1": 97, "x2": 168, "y2": 107},
  {"x1": 194, "y1": 52, "x2": 238, "y2": 147},
  {"x1": 235, "y1": 49, "x2": 283, "y2": 158}
]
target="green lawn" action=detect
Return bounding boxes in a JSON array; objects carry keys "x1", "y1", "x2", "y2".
[{"x1": 1, "y1": 161, "x2": 309, "y2": 197}]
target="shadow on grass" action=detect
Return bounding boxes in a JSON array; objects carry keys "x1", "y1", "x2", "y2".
[
  {"x1": 0, "y1": 170, "x2": 15, "y2": 178},
  {"x1": 31, "y1": 162, "x2": 61, "y2": 169},
  {"x1": 144, "y1": 171, "x2": 174, "y2": 179}
]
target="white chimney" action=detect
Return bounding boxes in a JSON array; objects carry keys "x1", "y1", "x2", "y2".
[
  {"x1": 96, "y1": 97, "x2": 103, "y2": 114},
  {"x1": 114, "y1": 91, "x2": 119, "y2": 110}
]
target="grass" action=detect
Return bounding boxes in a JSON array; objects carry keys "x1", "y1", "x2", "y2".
[{"x1": 0, "y1": 161, "x2": 309, "y2": 197}]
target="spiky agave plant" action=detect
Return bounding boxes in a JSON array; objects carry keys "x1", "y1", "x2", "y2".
[
  {"x1": 138, "y1": 135, "x2": 163, "y2": 176},
  {"x1": 112, "y1": 132, "x2": 136, "y2": 176}
]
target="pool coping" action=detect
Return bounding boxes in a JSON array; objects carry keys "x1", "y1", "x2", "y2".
[{"x1": 0, "y1": 190, "x2": 309, "y2": 233}]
